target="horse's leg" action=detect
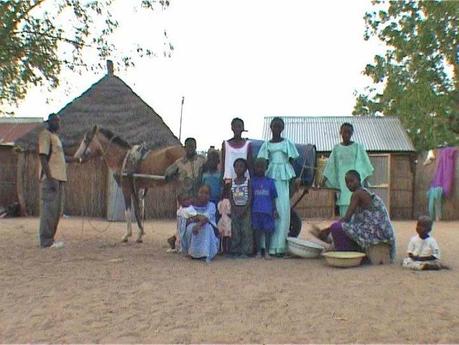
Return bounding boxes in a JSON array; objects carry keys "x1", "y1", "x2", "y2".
[
  {"x1": 135, "y1": 188, "x2": 146, "y2": 243},
  {"x1": 140, "y1": 188, "x2": 147, "y2": 233},
  {"x1": 121, "y1": 188, "x2": 133, "y2": 243}
]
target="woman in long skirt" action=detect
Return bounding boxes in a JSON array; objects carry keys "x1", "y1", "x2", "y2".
[{"x1": 257, "y1": 117, "x2": 299, "y2": 256}]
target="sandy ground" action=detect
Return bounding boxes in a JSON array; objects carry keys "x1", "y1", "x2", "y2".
[{"x1": 1, "y1": 217, "x2": 459, "y2": 344}]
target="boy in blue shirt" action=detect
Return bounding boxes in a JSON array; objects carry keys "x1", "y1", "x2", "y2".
[{"x1": 251, "y1": 158, "x2": 278, "y2": 259}]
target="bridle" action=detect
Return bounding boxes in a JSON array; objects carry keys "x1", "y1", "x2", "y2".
[
  {"x1": 81, "y1": 126, "x2": 125, "y2": 163},
  {"x1": 81, "y1": 126, "x2": 98, "y2": 158}
]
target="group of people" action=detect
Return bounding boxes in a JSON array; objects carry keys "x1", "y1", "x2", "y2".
[
  {"x1": 37, "y1": 113, "x2": 445, "y2": 270},
  {"x1": 164, "y1": 117, "x2": 297, "y2": 261},
  {"x1": 163, "y1": 117, "x2": 445, "y2": 270}
]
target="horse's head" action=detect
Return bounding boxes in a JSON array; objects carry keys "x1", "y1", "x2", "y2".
[{"x1": 74, "y1": 125, "x2": 102, "y2": 160}]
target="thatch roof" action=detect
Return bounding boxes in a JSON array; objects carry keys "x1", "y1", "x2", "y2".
[{"x1": 16, "y1": 73, "x2": 180, "y2": 152}]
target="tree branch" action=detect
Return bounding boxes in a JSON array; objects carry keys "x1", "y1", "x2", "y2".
[
  {"x1": 14, "y1": 29, "x2": 91, "y2": 48},
  {"x1": 12, "y1": 0, "x2": 47, "y2": 29}
]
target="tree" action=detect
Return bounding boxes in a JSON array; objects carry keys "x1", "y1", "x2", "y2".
[
  {"x1": 0, "y1": 0, "x2": 171, "y2": 114},
  {"x1": 353, "y1": 0, "x2": 459, "y2": 150}
]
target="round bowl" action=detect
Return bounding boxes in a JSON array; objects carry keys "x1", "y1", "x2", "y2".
[
  {"x1": 322, "y1": 251, "x2": 366, "y2": 268},
  {"x1": 287, "y1": 237, "x2": 324, "y2": 258}
]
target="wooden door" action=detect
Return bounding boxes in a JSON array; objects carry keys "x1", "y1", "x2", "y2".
[{"x1": 367, "y1": 154, "x2": 391, "y2": 215}]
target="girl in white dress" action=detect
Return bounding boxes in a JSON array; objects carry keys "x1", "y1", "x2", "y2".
[{"x1": 221, "y1": 118, "x2": 252, "y2": 183}]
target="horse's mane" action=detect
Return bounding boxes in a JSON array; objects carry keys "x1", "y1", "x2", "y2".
[{"x1": 98, "y1": 128, "x2": 132, "y2": 149}]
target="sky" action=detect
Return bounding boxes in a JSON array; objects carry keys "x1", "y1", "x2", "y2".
[{"x1": 12, "y1": 0, "x2": 384, "y2": 150}]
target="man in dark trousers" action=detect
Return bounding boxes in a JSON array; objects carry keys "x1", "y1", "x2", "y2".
[{"x1": 38, "y1": 113, "x2": 81, "y2": 248}]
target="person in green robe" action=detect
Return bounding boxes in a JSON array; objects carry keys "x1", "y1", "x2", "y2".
[
  {"x1": 257, "y1": 117, "x2": 299, "y2": 256},
  {"x1": 322, "y1": 122, "x2": 374, "y2": 216}
]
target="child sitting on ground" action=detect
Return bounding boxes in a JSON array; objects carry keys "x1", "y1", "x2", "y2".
[
  {"x1": 217, "y1": 184, "x2": 232, "y2": 254},
  {"x1": 402, "y1": 215, "x2": 446, "y2": 270},
  {"x1": 251, "y1": 158, "x2": 278, "y2": 259}
]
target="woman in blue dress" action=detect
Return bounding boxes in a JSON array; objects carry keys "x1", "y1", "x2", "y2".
[
  {"x1": 180, "y1": 184, "x2": 219, "y2": 262},
  {"x1": 257, "y1": 117, "x2": 299, "y2": 256}
]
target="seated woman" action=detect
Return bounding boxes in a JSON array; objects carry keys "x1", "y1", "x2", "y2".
[
  {"x1": 180, "y1": 184, "x2": 219, "y2": 262},
  {"x1": 311, "y1": 170, "x2": 396, "y2": 262}
]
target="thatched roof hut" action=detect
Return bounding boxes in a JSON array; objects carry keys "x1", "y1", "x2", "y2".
[
  {"x1": 14, "y1": 63, "x2": 180, "y2": 219},
  {"x1": 16, "y1": 63, "x2": 180, "y2": 152}
]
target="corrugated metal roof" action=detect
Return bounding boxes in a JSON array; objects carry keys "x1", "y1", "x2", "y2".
[
  {"x1": 261, "y1": 116, "x2": 415, "y2": 152},
  {"x1": 0, "y1": 118, "x2": 42, "y2": 145}
]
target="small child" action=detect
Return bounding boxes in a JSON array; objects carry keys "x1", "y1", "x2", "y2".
[
  {"x1": 230, "y1": 158, "x2": 253, "y2": 257},
  {"x1": 217, "y1": 184, "x2": 232, "y2": 254},
  {"x1": 402, "y1": 215, "x2": 445, "y2": 270},
  {"x1": 251, "y1": 158, "x2": 277, "y2": 259},
  {"x1": 173, "y1": 193, "x2": 197, "y2": 253}
]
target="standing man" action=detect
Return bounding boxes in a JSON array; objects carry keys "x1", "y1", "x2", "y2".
[
  {"x1": 165, "y1": 137, "x2": 206, "y2": 249},
  {"x1": 165, "y1": 137, "x2": 206, "y2": 199},
  {"x1": 38, "y1": 113, "x2": 81, "y2": 248}
]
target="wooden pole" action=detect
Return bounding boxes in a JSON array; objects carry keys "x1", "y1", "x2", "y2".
[
  {"x1": 178, "y1": 96, "x2": 184, "y2": 142},
  {"x1": 121, "y1": 173, "x2": 166, "y2": 181},
  {"x1": 16, "y1": 151, "x2": 28, "y2": 216}
]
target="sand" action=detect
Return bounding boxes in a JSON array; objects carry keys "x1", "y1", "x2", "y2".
[{"x1": 0, "y1": 217, "x2": 458, "y2": 343}]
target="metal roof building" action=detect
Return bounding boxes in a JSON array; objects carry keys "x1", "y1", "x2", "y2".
[
  {"x1": 261, "y1": 116, "x2": 415, "y2": 152},
  {"x1": 0, "y1": 117, "x2": 42, "y2": 146},
  {"x1": 260, "y1": 116, "x2": 416, "y2": 219},
  {"x1": 0, "y1": 117, "x2": 41, "y2": 210}
]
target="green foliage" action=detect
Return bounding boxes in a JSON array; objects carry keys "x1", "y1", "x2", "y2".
[
  {"x1": 0, "y1": 0, "x2": 170, "y2": 113},
  {"x1": 354, "y1": 0, "x2": 459, "y2": 150}
]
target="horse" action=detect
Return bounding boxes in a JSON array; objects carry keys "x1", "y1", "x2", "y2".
[{"x1": 74, "y1": 125, "x2": 185, "y2": 243}]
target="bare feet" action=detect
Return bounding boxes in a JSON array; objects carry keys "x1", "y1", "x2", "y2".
[
  {"x1": 309, "y1": 224, "x2": 332, "y2": 243},
  {"x1": 309, "y1": 224, "x2": 321, "y2": 238}
]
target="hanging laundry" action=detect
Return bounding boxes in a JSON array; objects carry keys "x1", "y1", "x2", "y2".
[
  {"x1": 430, "y1": 147, "x2": 457, "y2": 198},
  {"x1": 427, "y1": 186, "x2": 443, "y2": 221}
]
